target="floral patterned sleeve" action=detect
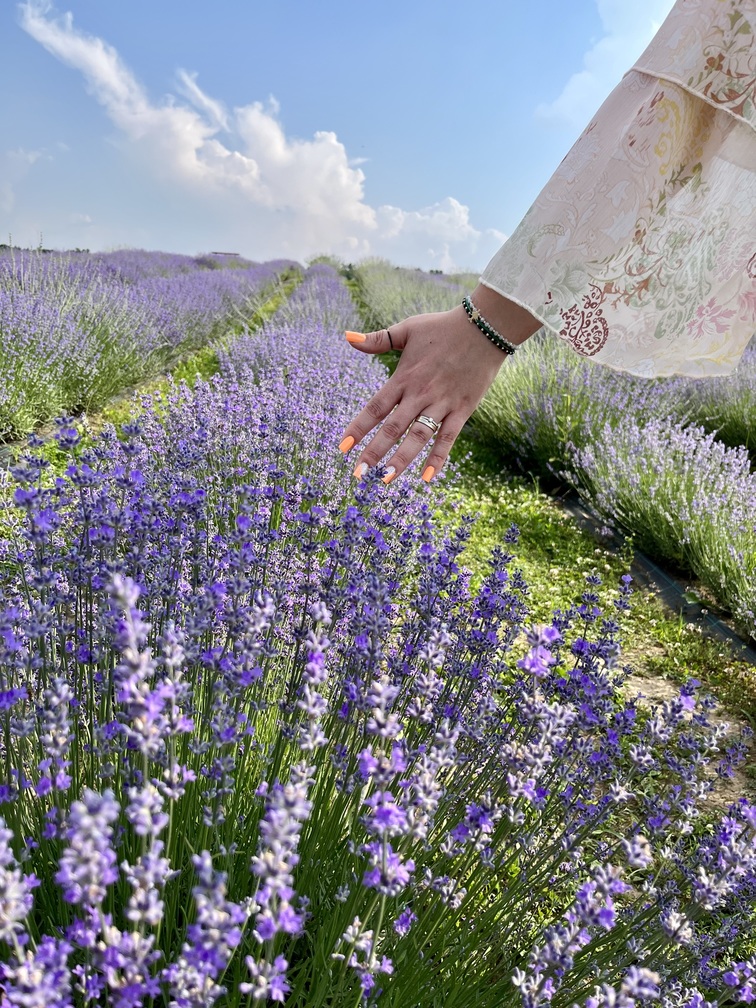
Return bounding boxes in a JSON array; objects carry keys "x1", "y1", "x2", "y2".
[{"x1": 480, "y1": 0, "x2": 756, "y2": 377}]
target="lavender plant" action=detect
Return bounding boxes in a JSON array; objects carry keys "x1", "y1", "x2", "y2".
[
  {"x1": 470, "y1": 332, "x2": 691, "y2": 482},
  {"x1": 352, "y1": 258, "x2": 478, "y2": 332},
  {"x1": 679, "y1": 342, "x2": 756, "y2": 455},
  {"x1": 0, "y1": 265, "x2": 752, "y2": 1006}
]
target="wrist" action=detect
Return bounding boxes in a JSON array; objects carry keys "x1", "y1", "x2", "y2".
[
  {"x1": 468, "y1": 283, "x2": 541, "y2": 347},
  {"x1": 449, "y1": 303, "x2": 510, "y2": 367}
]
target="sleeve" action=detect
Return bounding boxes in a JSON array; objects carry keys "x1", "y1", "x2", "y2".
[{"x1": 480, "y1": 0, "x2": 756, "y2": 378}]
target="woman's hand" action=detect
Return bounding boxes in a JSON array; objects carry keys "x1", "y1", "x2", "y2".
[{"x1": 337, "y1": 285, "x2": 541, "y2": 484}]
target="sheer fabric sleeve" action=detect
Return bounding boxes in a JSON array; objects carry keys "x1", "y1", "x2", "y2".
[{"x1": 480, "y1": 0, "x2": 756, "y2": 377}]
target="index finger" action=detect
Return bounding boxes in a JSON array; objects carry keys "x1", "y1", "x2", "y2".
[{"x1": 337, "y1": 384, "x2": 402, "y2": 455}]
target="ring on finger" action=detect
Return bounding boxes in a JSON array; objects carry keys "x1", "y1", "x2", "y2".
[{"x1": 413, "y1": 414, "x2": 442, "y2": 435}]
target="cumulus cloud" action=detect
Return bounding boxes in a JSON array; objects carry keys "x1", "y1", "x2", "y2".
[
  {"x1": 17, "y1": 0, "x2": 499, "y2": 270},
  {"x1": 375, "y1": 198, "x2": 506, "y2": 272},
  {"x1": 536, "y1": 0, "x2": 677, "y2": 128}
]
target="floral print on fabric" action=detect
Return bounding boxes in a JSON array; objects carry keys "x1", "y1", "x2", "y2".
[{"x1": 481, "y1": 0, "x2": 756, "y2": 377}]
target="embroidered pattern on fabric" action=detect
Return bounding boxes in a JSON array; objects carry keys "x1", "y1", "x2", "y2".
[{"x1": 559, "y1": 285, "x2": 610, "y2": 356}]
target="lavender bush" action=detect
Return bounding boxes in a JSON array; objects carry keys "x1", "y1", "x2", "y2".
[
  {"x1": 0, "y1": 265, "x2": 753, "y2": 1006},
  {"x1": 679, "y1": 343, "x2": 756, "y2": 455},
  {"x1": 568, "y1": 418, "x2": 756, "y2": 639},
  {"x1": 0, "y1": 248, "x2": 292, "y2": 440},
  {"x1": 471, "y1": 333, "x2": 689, "y2": 482}
]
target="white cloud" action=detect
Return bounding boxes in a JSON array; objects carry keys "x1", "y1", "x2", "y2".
[
  {"x1": 69, "y1": 212, "x2": 92, "y2": 224},
  {"x1": 374, "y1": 198, "x2": 506, "y2": 272},
  {"x1": 175, "y1": 69, "x2": 230, "y2": 132},
  {"x1": 7, "y1": 147, "x2": 45, "y2": 166},
  {"x1": 17, "y1": 0, "x2": 499, "y2": 270},
  {"x1": 537, "y1": 0, "x2": 677, "y2": 128}
]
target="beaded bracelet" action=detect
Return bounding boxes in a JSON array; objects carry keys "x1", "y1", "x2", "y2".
[{"x1": 462, "y1": 296, "x2": 518, "y2": 356}]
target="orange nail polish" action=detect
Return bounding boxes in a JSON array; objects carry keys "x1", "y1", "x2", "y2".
[
  {"x1": 382, "y1": 466, "x2": 397, "y2": 484},
  {"x1": 422, "y1": 465, "x2": 436, "y2": 483},
  {"x1": 345, "y1": 331, "x2": 367, "y2": 344},
  {"x1": 353, "y1": 462, "x2": 367, "y2": 480},
  {"x1": 339, "y1": 436, "x2": 355, "y2": 453}
]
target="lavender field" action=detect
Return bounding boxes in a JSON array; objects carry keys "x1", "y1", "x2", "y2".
[
  {"x1": 0, "y1": 248, "x2": 294, "y2": 441},
  {"x1": 0, "y1": 258, "x2": 754, "y2": 1006}
]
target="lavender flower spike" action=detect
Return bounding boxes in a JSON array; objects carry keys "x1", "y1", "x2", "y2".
[
  {"x1": 0, "y1": 819, "x2": 37, "y2": 944},
  {"x1": 55, "y1": 789, "x2": 120, "y2": 907},
  {"x1": 0, "y1": 935, "x2": 73, "y2": 1008}
]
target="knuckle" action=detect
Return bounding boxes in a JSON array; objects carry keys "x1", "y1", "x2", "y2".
[
  {"x1": 380, "y1": 418, "x2": 406, "y2": 440},
  {"x1": 436, "y1": 429, "x2": 457, "y2": 447},
  {"x1": 366, "y1": 399, "x2": 387, "y2": 421},
  {"x1": 410, "y1": 423, "x2": 432, "y2": 441}
]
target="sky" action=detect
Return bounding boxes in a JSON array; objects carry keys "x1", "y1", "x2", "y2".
[{"x1": 1, "y1": 0, "x2": 677, "y2": 271}]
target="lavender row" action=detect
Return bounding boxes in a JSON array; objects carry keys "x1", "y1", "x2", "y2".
[
  {"x1": 0, "y1": 266, "x2": 752, "y2": 1005},
  {"x1": 352, "y1": 259, "x2": 478, "y2": 331},
  {"x1": 0, "y1": 248, "x2": 295, "y2": 441},
  {"x1": 567, "y1": 419, "x2": 756, "y2": 636}
]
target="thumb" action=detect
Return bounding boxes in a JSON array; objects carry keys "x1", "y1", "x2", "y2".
[{"x1": 344, "y1": 324, "x2": 406, "y2": 354}]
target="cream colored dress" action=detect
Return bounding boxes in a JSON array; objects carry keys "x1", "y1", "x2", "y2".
[{"x1": 480, "y1": 0, "x2": 756, "y2": 377}]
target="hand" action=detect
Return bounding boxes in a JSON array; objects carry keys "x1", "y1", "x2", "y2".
[{"x1": 337, "y1": 287, "x2": 540, "y2": 484}]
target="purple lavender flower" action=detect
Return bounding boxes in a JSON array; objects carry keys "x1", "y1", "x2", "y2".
[
  {"x1": 239, "y1": 954, "x2": 290, "y2": 1002},
  {"x1": 164, "y1": 851, "x2": 249, "y2": 1007},
  {"x1": 55, "y1": 789, "x2": 120, "y2": 908},
  {"x1": 0, "y1": 935, "x2": 73, "y2": 1008},
  {"x1": 0, "y1": 819, "x2": 37, "y2": 944},
  {"x1": 250, "y1": 762, "x2": 313, "y2": 944}
]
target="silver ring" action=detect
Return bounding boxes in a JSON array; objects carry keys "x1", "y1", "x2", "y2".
[{"x1": 414, "y1": 414, "x2": 441, "y2": 435}]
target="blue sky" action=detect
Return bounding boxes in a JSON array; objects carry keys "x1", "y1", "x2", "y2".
[{"x1": 1, "y1": 0, "x2": 676, "y2": 271}]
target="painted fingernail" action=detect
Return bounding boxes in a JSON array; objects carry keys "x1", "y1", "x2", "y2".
[
  {"x1": 422, "y1": 465, "x2": 436, "y2": 483},
  {"x1": 345, "y1": 331, "x2": 367, "y2": 344},
  {"x1": 353, "y1": 462, "x2": 368, "y2": 480},
  {"x1": 339, "y1": 435, "x2": 355, "y2": 453},
  {"x1": 382, "y1": 466, "x2": 397, "y2": 484}
]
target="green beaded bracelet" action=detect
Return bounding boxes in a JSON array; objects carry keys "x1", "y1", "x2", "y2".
[{"x1": 462, "y1": 296, "x2": 517, "y2": 356}]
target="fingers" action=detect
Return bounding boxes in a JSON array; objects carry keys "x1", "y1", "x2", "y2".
[
  {"x1": 345, "y1": 404, "x2": 465, "y2": 486},
  {"x1": 344, "y1": 323, "x2": 407, "y2": 354},
  {"x1": 380, "y1": 412, "x2": 466, "y2": 485},
  {"x1": 423, "y1": 415, "x2": 467, "y2": 480},
  {"x1": 350, "y1": 405, "x2": 443, "y2": 482},
  {"x1": 338, "y1": 384, "x2": 403, "y2": 458},
  {"x1": 349, "y1": 400, "x2": 431, "y2": 469}
]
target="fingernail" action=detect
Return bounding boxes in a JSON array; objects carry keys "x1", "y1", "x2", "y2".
[
  {"x1": 382, "y1": 466, "x2": 397, "y2": 484},
  {"x1": 345, "y1": 331, "x2": 367, "y2": 344},
  {"x1": 339, "y1": 435, "x2": 355, "y2": 453},
  {"x1": 353, "y1": 462, "x2": 368, "y2": 480},
  {"x1": 422, "y1": 465, "x2": 436, "y2": 483}
]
